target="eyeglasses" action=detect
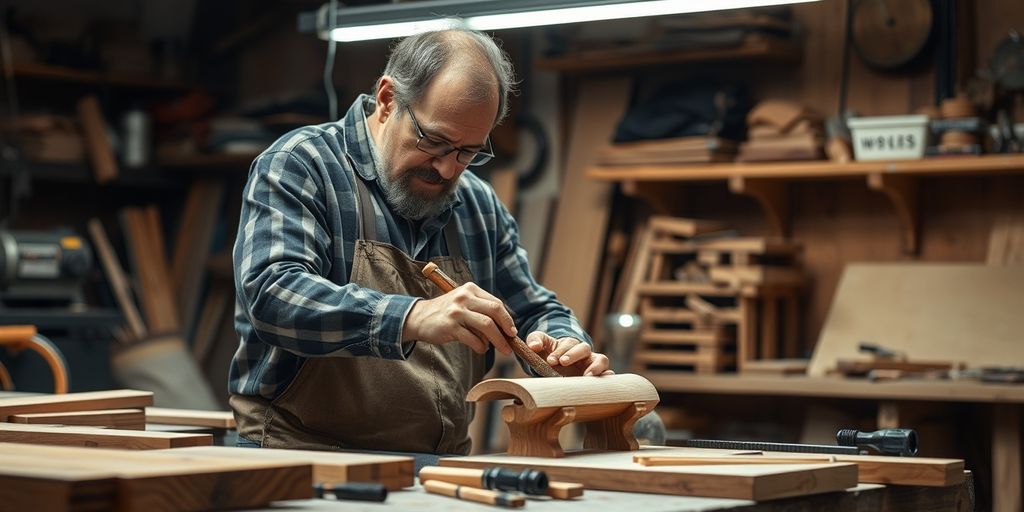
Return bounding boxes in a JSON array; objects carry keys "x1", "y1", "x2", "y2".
[{"x1": 405, "y1": 106, "x2": 494, "y2": 167}]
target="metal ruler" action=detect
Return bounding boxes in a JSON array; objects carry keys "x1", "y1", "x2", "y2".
[{"x1": 686, "y1": 439, "x2": 860, "y2": 455}]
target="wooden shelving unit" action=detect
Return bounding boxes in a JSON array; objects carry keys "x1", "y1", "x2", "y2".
[
  {"x1": 536, "y1": 38, "x2": 800, "y2": 73},
  {"x1": 587, "y1": 154, "x2": 1024, "y2": 253},
  {"x1": 11, "y1": 63, "x2": 194, "y2": 92}
]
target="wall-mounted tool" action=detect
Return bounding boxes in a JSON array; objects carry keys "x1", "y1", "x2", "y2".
[{"x1": 0, "y1": 229, "x2": 92, "y2": 307}]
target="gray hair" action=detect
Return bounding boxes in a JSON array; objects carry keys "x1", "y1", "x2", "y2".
[{"x1": 374, "y1": 28, "x2": 517, "y2": 126}]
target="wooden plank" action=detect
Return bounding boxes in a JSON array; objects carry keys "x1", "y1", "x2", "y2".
[
  {"x1": 993, "y1": 405, "x2": 1021, "y2": 512},
  {"x1": 441, "y1": 449, "x2": 857, "y2": 501},
  {"x1": 76, "y1": 95, "x2": 118, "y2": 184},
  {"x1": 638, "y1": 282, "x2": 740, "y2": 297},
  {"x1": 808, "y1": 265, "x2": 1024, "y2": 377},
  {"x1": 740, "y1": 359, "x2": 809, "y2": 376},
  {"x1": 10, "y1": 409, "x2": 145, "y2": 430},
  {"x1": 0, "y1": 390, "x2": 153, "y2": 420},
  {"x1": 618, "y1": 222, "x2": 654, "y2": 314},
  {"x1": 0, "y1": 442, "x2": 312, "y2": 512},
  {"x1": 710, "y1": 266, "x2": 805, "y2": 287},
  {"x1": 88, "y1": 219, "x2": 148, "y2": 340},
  {"x1": 190, "y1": 281, "x2": 231, "y2": 365},
  {"x1": 648, "y1": 216, "x2": 727, "y2": 238},
  {"x1": 172, "y1": 178, "x2": 225, "y2": 338},
  {"x1": 641, "y1": 329, "x2": 730, "y2": 346},
  {"x1": 988, "y1": 213, "x2": 1024, "y2": 265},
  {"x1": 635, "y1": 351, "x2": 735, "y2": 367},
  {"x1": 145, "y1": 407, "x2": 236, "y2": 429},
  {"x1": 121, "y1": 207, "x2": 180, "y2": 334},
  {"x1": 632, "y1": 448, "x2": 964, "y2": 487},
  {"x1": 168, "y1": 446, "x2": 414, "y2": 490},
  {"x1": 0, "y1": 423, "x2": 212, "y2": 449},
  {"x1": 540, "y1": 77, "x2": 631, "y2": 328}
]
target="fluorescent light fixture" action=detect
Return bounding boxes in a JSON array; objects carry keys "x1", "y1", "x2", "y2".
[{"x1": 300, "y1": 0, "x2": 820, "y2": 43}]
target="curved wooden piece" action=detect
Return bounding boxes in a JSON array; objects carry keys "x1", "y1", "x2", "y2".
[
  {"x1": 867, "y1": 173, "x2": 919, "y2": 254},
  {"x1": 473, "y1": 374, "x2": 660, "y2": 457},
  {"x1": 729, "y1": 176, "x2": 789, "y2": 237},
  {"x1": 502, "y1": 405, "x2": 577, "y2": 457},
  {"x1": 467, "y1": 374, "x2": 660, "y2": 409},
  {"x1": 583, "y1": 401, "x2": 650, "y2": 451}
]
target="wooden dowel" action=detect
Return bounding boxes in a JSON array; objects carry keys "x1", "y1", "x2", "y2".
[
  {"x1": 422, "y1": 480, "x2": 524, "y2": 508},
  {"x1": 634, "y1": 455, "x2": 838, "y2": 466},
  {"x1": 421, "y1": 262, "x2": 562, "y2": 378}
]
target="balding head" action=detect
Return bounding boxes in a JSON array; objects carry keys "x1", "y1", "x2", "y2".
[{"x1": 374, "y1": 29, "x2": 517, "y2": 126}]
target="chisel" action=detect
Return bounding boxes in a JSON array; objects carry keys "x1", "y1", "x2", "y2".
[{"x1": 421, "y1": 262, "x2": 561, "y2": 377}]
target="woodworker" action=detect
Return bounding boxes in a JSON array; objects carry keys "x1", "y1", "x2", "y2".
[{"x1": 228, "y1": 28, "x2": 612, "y2": 454}]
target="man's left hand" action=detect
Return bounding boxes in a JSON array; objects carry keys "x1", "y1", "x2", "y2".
[{"x1": 524, "y1": 332, "x2": 613, "y2": 377}]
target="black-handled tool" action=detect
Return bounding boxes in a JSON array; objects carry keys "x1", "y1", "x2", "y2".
[
  {"x1": 836, "y1": 428, "x2": 918, "y2": 456},
  {"x1": 313, "y1": 482, "x2": 388, "y2": 502}
]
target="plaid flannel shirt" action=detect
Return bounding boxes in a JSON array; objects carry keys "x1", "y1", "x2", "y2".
[{"x1": 229, "y1": 95, "x2": 590, "y2": 399}]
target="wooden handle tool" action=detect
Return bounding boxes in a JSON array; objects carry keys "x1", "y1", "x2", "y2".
[
  {"x1": 422, "y1": 479, "x2": 524, "y2": 508},
  {"x1": 421, "y1": 262, "x2": 561, "y2": 377}
]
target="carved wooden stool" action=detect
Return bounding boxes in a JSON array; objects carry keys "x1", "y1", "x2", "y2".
[{"x1": 467, "y1": 374, "x2": 660, "y2": 457}]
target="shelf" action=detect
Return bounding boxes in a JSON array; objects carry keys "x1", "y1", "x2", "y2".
[
  {"x1": 644, "y1": 372, "x2": 1024, "y2": 404},
  {"x1": 587, "y1": 154, "x2": 1024, "y2": 182},
  {"x1": 590, "y1": 154, "x2": 1024, "y2": 254},
  {"x1": 11, "y1": 62, "x2": 194, "y2": 92},
  {"x1": 536, "y1": 38, "x2": 800, "y2": 73},
  {"x1": 3, "y1": 162, "x2": 187, "y2": 189}
]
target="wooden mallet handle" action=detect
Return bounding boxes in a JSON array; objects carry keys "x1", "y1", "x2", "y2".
[{"x1": 421, "y1": 262, "x2": 561, "y2": 377}]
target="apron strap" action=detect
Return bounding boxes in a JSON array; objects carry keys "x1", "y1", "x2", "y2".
[{"x1": 353, "y1": 174, "x2": 378, "y2": 242}]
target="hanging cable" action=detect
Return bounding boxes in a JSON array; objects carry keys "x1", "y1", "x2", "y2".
[{"x1": 324, "y1": 0, "x2": 339, "y2": 120}]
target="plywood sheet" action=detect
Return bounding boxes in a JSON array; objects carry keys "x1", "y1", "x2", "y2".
[
  {"x1": 169, "y1": 446, "x2": 414, "y2": 490},
  {"x1": 145, "y1": 407, "x2": 236, "y2": 429},
  {"x1": 0, "y1": 423, "x2": 212, "y2": 449},
  {"x1": 442, "y1": 448, "x2": 857, "y2": 501},
  {"x1": 809, "y1": 265, "x2": 1024, "y2": 377},
  {"x1": 0, "y1": 442, "x2": 311, "y2": 512},
  {"x1": 0, "y1": 390, "x2": 153, "y2": 420},
  {"x1": 540, "y1": 77, "x2": 631, "y2": 327}
]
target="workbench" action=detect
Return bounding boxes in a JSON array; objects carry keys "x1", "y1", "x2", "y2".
[
  {"x1": 646, "y1": 373, "x2": 1020, "y2": 510},
  {"x1": 260, "y1": 479, "x2": 966, "y2": 511}
]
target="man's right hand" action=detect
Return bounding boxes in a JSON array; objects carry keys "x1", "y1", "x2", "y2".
[{"x1": 401, "y1": 282, "x2": 515, "y2": 355}]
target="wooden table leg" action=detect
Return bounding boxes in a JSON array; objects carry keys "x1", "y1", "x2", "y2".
[
  {"x1": 993, "y1": 404, "x2": 1021, "y2": 512},
  {"x1": 761, "y1": 295, "x2": 778, "y2": 360}
]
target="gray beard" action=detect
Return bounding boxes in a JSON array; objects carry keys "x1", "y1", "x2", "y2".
[{"x1": 376, "y1": 165, "x2": 456, "y2": 221}]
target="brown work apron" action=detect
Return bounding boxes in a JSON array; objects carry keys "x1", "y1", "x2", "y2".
[{"x1": 231, "y1": 173, "x2": 486, "y2": 455}]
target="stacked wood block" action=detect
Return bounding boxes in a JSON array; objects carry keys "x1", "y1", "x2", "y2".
[
  {"x1": 738, "y1": 100, "x2": 824, "y2": 162},
  {"x1": 629, "y1": 217, "x2": 804, "y2": 374},
  {"x1": 596, "y1": 136, "x2": 737, "y2": 165}
]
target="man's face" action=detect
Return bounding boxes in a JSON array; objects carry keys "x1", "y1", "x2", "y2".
[{"x1": 377, "y1": 72, "x2": 498, "y2": 221}]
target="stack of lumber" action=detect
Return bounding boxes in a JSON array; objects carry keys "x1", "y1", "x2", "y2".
[
  {"x1": 625, "y1": 217, "x2": 805, "y2": 374},
  {"x1": 0, "y1": 391, "x2": 415, "y2": 510},
  {"x1": 0, "y1": 390, "x2": 241, "y2": 449},
  {"x1": 596, "y1": 136, "x2": 737, "y2": 165},
  {"x1": 738, "y1": 100, "x2": 824, "y2": 162}
]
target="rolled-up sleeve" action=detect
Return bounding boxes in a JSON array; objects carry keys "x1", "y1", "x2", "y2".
[{"x1": 234, "y1": 151, "x2": 416, "y2": 360}]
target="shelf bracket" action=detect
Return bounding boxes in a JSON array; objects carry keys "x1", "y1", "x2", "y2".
[
  {"x1": 622, "y1": 180, "x2": 684, "y2": 215},
  {"x1": 867, "y1": 173, "x2": 919, "y2": 254},
  {"x1": 728, "y1": 176, "x2": 789, "y2": 237}
]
